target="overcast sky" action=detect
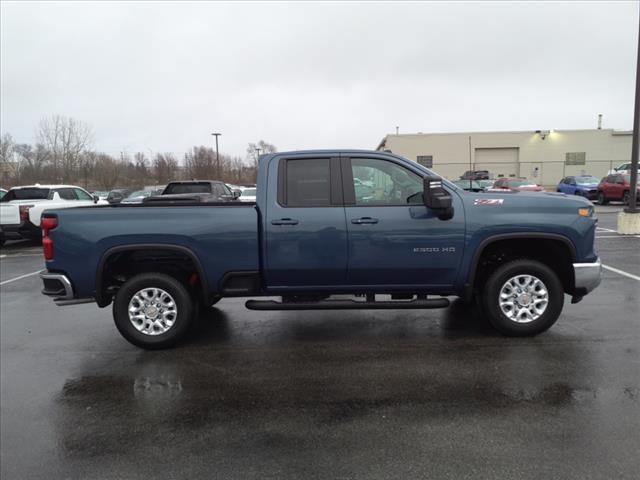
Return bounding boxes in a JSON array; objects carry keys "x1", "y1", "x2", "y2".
[{"x1": 1, "y1": 1, "x2": 638, "y2": 159}]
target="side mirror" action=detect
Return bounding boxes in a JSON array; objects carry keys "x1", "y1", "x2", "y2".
[
  {"x1": 232, "y1": 190, "x2": 241, "y2": 199},
  {"x1": 93, "y1": 195, "x2": 99, "y2": 203},
  {"x1": 423, "y1": 176, "x2": 454, "y2": 220}
]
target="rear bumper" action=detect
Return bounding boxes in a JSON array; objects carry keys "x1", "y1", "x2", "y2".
[
  {"x1": 40, "y1": 270, "x2": 94, "y2": 306},
  {"x1": 0, "y1": 220, "x2": 41, "y2": 240},
  {"x1": 573, "y1": 258, "x2": 602, "y2": 295}
]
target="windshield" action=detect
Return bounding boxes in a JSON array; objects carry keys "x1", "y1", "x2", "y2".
[
  {"x1": 164, "y1": 183, "x2": 212, "y2": 194},
  {"x1": 575, "y1": 176, "x2": 599, "y2": 185},
  {"x1": 0, "y1": 188, "x2": 51, "y2": 202},
  {"x1": 127, "y1": 190, "x2": 151, "y2": 198},
  {"x1": 454, "y1": 180, "x2": 480, "y2": 189},
  {"x1": 507, "y1": 179, "x2": 535, "y2": 187},
  {"x1": 242, "y1": 188, "x2": 256, "y2": 196}
]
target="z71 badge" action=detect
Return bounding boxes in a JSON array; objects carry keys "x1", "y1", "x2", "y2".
[{"x1": 474, "y1": 198, "x2": 504, "y2": 206}]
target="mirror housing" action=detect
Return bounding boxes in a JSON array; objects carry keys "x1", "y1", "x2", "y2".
[
  {"x1": 423, "y1": 176, "x2": 454, "y2": 220},
  {"x1": 232, "y1": 190, "x2": 241, "y2": 199},
  {"x1": 93, "y1": 195, "x2": 99, "y2": 203}
]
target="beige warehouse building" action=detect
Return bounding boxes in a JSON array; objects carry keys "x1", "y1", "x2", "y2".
[{"x1": 376, "y1": 128, "x2": 632, "y2": 187}]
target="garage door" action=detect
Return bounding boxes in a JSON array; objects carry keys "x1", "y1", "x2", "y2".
[{"x1": 475, "y1": 148, "x2": 519, "y2": 178}]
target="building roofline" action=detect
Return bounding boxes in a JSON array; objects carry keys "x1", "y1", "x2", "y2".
[{"x1": 378, "y1": 128, "x2": 632, "y2": 140}]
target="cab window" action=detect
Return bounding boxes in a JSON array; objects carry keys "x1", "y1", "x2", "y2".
[
  {"x1": 350, "y1": 158, "x2": 423, "y2": 206},
  {"x1": 74, "y1": 188, "x2": 93, "y2": 200}
]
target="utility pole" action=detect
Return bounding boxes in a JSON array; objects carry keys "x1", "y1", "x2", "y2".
[
  {"x1": 625, "y1": 13, "x2": 640, "y2": 213},
  {"x1": 211, "y1": 132, "x2": 221, "y2": 179},
  {"x1": 619, "y1": 11, "x2": 640, "y2": 233}
]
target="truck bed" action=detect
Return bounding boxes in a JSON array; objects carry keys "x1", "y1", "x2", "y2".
[{"x1": 45, "y1": 204, "x2": 259, "y2": 299}]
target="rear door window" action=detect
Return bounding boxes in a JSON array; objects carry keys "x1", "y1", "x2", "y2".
[
  {"x1": 282, "y1": 159, "x2": 331, "y2": 206},
  {"x1": 1, "y1": 188, "x2": 51, "y2": 202}
]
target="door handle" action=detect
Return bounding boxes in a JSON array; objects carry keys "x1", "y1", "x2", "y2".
[
  {"x1": 271, "y1": 218, "x2": 299, "y2": 226},
  {"x1": 351, "y1": 217, "x2": 379, "y2": 225}
]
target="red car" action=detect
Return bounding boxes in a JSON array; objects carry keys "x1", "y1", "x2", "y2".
[
  {"x1": 597, "y1": 173, "x2": 640, "y2": 205},
  {"x1": 491, "y1": 177, "x2": 544, "y2": 192}
]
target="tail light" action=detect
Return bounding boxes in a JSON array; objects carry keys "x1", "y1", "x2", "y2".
[
  {"x1": 19, "y1": 205, "x2": 34, "y2": 222},
  {"x1": 41, "y1": 215, "x2": 58, "y2": 261}
]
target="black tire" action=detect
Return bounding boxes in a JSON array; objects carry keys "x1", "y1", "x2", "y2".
[
  {"x1": 481, "y1": 259, "x2": 564, "y2": 337},
  {"x1": 597, "y1": 191, "x2": 608, "y2": 205},
  {"x1": 113, "y1": 273, "x2": 194, "y2": 349},
  {"x1": 0, "y1": 235, "x2": 5, "y2": 248},
  {"x1": 623, "y1": 191, "x2": 630, "y2": 205}
]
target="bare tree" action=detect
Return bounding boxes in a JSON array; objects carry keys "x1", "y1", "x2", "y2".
[
  {"x1": 36, "y1": 115, "x2": 93, "y2": 182},
  {"x1": 247, "y1": 140, "x2": 277, "y2": 168},
  {"x1": 0, "y1": 133, "x2": 15, "y2": 185},
  {"x1": 153, "y1": 153, "x2": 179, "y2": 185},
  {"x1": 93, "y1": 154, "x2": 121, "y2": 190},
  {"x1": 184, "y1": 146, "x2": 215, "y2": 180}
]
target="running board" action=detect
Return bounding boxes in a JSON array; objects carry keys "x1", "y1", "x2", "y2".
[{"x1": 245, "y1": 298, "x2": 450, "y2": 311}]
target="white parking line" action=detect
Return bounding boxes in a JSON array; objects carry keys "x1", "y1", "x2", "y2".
[
  {"x1": 602, "y1": 264, "x2": 640, "y2": 282},
  {"x1": 597, "y1": 227, "x2": 618, "y2": 233},
  {"x1": 0, "y1": 270, "x2": 41, "y2": 286},
  {"x1": 596, "y1": 235, "x2": 640, "y2": 239}
]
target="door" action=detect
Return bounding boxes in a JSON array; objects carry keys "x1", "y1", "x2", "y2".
[
  {"x1": 265, "y1": 156, "x2": 348, "y2": 287},
  {"x1": 343, "y1": 156, "x2": 465, "y2": 288},
  {"x1": 475, "y1": 147, "x2": 519, "y2": 179}
]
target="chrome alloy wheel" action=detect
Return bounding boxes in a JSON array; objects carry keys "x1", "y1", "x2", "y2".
[
  {"x1": 498, "y1": 274, "x2": 549, "y2": 323},
  {"x1": 128, "y1": 288, "x2": 177, "y2": 335}
]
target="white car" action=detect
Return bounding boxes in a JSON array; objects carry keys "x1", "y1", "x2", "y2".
[
  {"x1": 238, "y1": 187, "x2": 256, "y2": 202},
  {"x1": 607, "y1": 162, "x2": 632, "y2": 175},
  {"x1": 0, "y1": 184, "x2": 107, "y2": 246}
]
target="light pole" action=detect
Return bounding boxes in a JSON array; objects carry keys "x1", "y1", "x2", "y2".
[
  {"x1": 618, "y1": 12, "x2": 640, "y2": 233},
  {"x1": 211, "y1": 132, "x2": 221, "y2": 179},
  {"x1": 625, "y1": 13, "x2": 640, "y2": 213},
  {"x1": 255, "y1": 147, "x2": 262, "y2": 164}
]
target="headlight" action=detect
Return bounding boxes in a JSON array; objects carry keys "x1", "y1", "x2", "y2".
[{"x1": 578, "y1": 206, "x2": 594, "y2": 217}]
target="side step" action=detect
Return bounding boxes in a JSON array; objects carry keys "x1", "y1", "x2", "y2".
[{"x1": 245, "y1": 298, "x2": 450, "y2": 311}]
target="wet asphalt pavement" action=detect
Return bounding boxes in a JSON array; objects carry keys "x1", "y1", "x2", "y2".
[{"x1": 1, "y1": 206, "x2": 639, "y2": 479}]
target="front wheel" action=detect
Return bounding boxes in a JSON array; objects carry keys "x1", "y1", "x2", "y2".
[
  {"x1": 623, "y1": 191, "x2": 630, "y2": 205},
  {"x1": 113, "y1": 273, "x2": 195, "y2": 349},
  {"x1": 597, "y1": 192, "x2": 608, "y2": 205},
  {"x1": 482, "y1": 259, "x2": 564, "y2": 336}
]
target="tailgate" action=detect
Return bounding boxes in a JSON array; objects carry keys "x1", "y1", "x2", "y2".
[{"x1": 0, "y1": 204, "x2": 20, "y2": 225}]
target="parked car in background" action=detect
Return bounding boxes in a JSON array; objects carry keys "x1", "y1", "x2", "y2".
[
  {"x1": 106, "y1": 189, "x2": 132, "y2": 204},
  {"x1": 0, "y1": 184, "x2": 105, "y2": 246},
  {"x1": 491, "y1": 177, "x2": 544, "y2": 192},
  {"x1": 476, "y1": 179, "x2": 495, "y2": 191},
  {"x1": 226, "y1": 184, "x2": 244, "y2": 196},
  {"x1": 452, "y1": 179, "x2": 486, "y2": 192},
  {"x1": 556, "y1": 175, "x2": 600, "y2": 200},
  {"x1": 460, "y1": 170, "x2": 491, "y2": 180},
  {"x1": 0, "y1": 188, "x2": 6, "y2": 200},
  {"x1": 121, "y1": 189, "x2": 163, "y2": 204},
  {"x1": 607, "y1": 162, "x2": 632, "y2": 175},
  {"x1": 238, "y1": 187, "x2": 257, "y2": 202},
  {"x1": 162, "y1": 180, "x2": 236, "y2": 196},
  {"x1": 597, "y1": 173, "x2": 640, "y2": 205},
  {"x1": 91, "y1": 191, "x2": 109, "y2": 201}
]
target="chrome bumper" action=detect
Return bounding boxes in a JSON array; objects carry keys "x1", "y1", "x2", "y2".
[{"x1": 573, "y1": 258, "x2": 602, "y2": 295}]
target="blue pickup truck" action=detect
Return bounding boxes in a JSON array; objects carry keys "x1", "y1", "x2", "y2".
[{"x1": 39, "y1": 150, "x2": 602, "y2": 348}]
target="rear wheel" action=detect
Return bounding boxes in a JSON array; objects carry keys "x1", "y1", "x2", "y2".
[
  {"x1": 597, "y1": 191, "x2": 608, "y2": 205},
  {"x1": 482, "y1": 259, "x2": 564, "y2": 336},
  {"x1": 113, "y1": 273, "x2": 194, "y2": 349}
]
